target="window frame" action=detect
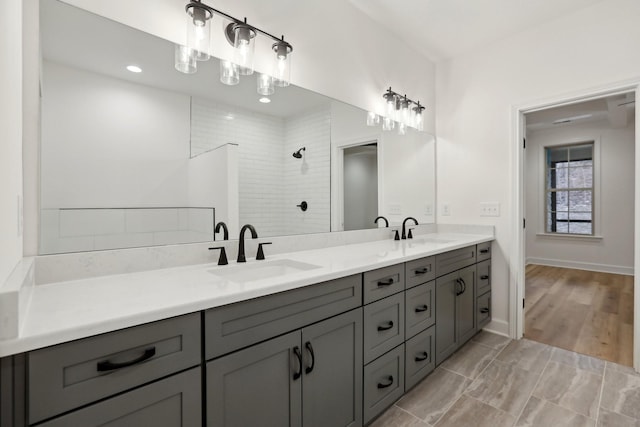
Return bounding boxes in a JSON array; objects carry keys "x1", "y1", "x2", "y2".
[{"x1": 537, "y1": 138, "x2": 601, "y2": 238}]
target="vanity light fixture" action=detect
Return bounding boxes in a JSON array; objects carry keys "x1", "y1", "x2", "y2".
[
  {"x1": 126, "y1": 65, "x2": 142, "y2": 73},
  {"x1": 373, "y1": 87, "x2": 426, "y2": 134},
  {"x1": 176, "y1": 0, "x2": 294, "y2": 94}
]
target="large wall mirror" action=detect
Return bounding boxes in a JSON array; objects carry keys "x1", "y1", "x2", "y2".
[{"x1": 39, "y1": 0, "x2": 435, "y2": 255}]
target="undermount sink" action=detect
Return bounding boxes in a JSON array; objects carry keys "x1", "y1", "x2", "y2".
[{"x1": 208, "y1": 259, "x2": 321, "y2": 282}]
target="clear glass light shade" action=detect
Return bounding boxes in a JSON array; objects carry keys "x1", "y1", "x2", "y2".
[
  {"x1": 366, "y1": 111, "x2": 380, "y2": 126},
  {"x1": 257, "y1": 73, "x2": 274, "y2": 96},
  {"x1": 400, "y1": 100, "x2": 410, "y2": 125},
  {"x1": 408, "y1": 108, "x2": 417, "y2": 128},
  {"x1": 186, "y1": 5, "x2": 212, "y2": 61},
  {"x1": 220, "y1": 60, "x2": 239, "y2": 85},
  {"x1": 384, "y1": 95, "x2": 395, "y2": 118},
  {"x1": 397, "y1": 122, "x2": 407, "y2": 136},
  {"x1": 232, "y1": 25, "x2": 256, "y2": 75},
  {"x1": 174, "y1": 44, "x2": 197, "y2": 74},
  {"x1": 414, "y1": 108, "x2": 424, "y2": 131},
  {"x1": 273, "y1": 41, "x2": 292, "y2": 87},
  {"x1": 382, "y1": 117, "x2": 395, "y2": 131}
]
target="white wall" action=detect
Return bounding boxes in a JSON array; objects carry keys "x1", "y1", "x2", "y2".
[
  {"x1": 525, "y1": 120, "x2": 635, "y2": 274},
  {"x1": 436, "y1": 0, "x2": 640, "y2": 334},
  {"x1": 58, "y1": 0, "x2": 436, "y2": 134},
  {"x1": 0, "y1": 0, "x2": 24, "y2": 285}
]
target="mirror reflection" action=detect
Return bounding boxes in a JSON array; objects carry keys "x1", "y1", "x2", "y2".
[{"x1": 39, "y1": 0, "x2": 435, "y2": 255}]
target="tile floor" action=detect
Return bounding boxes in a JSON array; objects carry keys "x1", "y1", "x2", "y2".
[{"x1": 370, "y1": 331, "x2": 640, "y2": 427}]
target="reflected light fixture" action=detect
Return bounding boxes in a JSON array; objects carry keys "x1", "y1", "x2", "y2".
[
  {"x1": 375, "y1": 87, "x2": 426, "y2": 134},
  {"x1": 257, "y1": 73, "x2": 274, "y2": 96},
  {"x1": 177, "y1": 1, "x2": 294, "y2": 95},
  {"x1": 366, "y1": 111, "x2": 380, "y2": 126},
  {"x1": 126, "y1": 65, "x2": 142, "y2": 73},
  {"x1": 259, "y1": 97, "x2": 271, "y2": 103}
]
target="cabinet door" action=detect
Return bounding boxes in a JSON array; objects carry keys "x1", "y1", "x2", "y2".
[
  {"x1": 457, "y1": 265, "x2": 476, "y2": 345},
  {"x1": 435, "y1": 271, "x2": 458, "y2": 365},
  {"x1": 39, "y1": 368, "x2": 201, "y2": 427},
  {"x1": 207, "y1": 331, "x2": 302, "y2": 427},
  {"x1": 302, "y1": 309, "x2": 363, "y2": 427}
]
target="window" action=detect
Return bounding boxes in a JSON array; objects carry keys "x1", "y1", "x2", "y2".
[{"x1": 545, "y1": 143, "x2": 594, "y2": 235}]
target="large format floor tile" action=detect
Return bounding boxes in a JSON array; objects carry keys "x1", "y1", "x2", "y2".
[
  {"x1": 368, "y1": 405, "x2": 428, "y2": 427},
  {"x1": 515, "y1": 396, "x2": 595, "y2": 427},
  {"x1": 600, "y1": 367, "x2": 640, "y2": 420},
  {"x1": 434, "y1": 395, "x2": 515, "y2": 427},
  {"x1": 440, "y1": 341, "x2": 498, "y2": 379},
  {"x1": 495, "y1": 339, "x2": 552, "y2": 374}
]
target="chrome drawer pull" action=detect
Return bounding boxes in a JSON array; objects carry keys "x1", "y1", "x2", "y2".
[{"x1": 96, "y1": 347, "x2": 156, "y2": 372}]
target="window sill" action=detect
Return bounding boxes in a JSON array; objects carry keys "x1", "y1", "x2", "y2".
[{"x1": 535, "y1": 233, "x2": 603, "y2": 241}]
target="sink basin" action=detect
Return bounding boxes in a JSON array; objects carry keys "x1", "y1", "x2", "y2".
[{"x1": 208, "y1": 259, "x2": 321, "y2": 282}]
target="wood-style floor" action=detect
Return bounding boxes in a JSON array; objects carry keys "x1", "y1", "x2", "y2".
[{"x1": 525, "y1": 264, "x2": 634, "y2": 366}]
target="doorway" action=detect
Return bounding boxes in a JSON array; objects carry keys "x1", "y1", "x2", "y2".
[
  {"x1": 512, "y1": 83, "x2": 640, "y2": 370},
  {"x1": 343, "y1": 144, "x2": 378, "y2": 231}
]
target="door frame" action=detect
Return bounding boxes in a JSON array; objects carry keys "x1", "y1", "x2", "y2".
[
  {"x1": 331, "y1": 134, "x2": 383, "y2": 232},
  {"x1": 511, "y1": 79, "x2": 640, "y2": 370}
]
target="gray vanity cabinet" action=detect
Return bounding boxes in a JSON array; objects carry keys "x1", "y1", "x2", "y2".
[
  {"x1": 38, "y1": 367, "x2": 201, "y2": 427},
  {"x1": 207, "y1": 308, "x2": 363, "y2": 427},
  {"x1": 435, "y1": 265, "x2": 475, "y2": 365}
]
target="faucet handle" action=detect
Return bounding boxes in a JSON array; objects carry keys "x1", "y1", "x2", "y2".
[
  {"x1": 408, "y1": 228, "x2": 415, "y2": 239},
  {"x1": 392, "y1": 229, "x2": 400, "y2": 241},
  {"x1": 209, "y1": 246, "x2": 228, "y2": 265},
  {"x1": 257, "y1": 242, "x2": 272, "y2": 260}
]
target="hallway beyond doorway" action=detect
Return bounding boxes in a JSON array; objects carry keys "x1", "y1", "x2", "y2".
[{"x1": 525, "y1": 264, "x2": 633, "y2": 366}]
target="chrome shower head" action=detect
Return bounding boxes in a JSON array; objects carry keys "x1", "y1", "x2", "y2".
[{"x1": 292, "y1": 147, "x2": 305, "y2": 159}]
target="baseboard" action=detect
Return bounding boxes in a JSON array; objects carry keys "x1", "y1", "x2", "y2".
[
  {"x1": 526, "y1": 257, "x2": 634, "y2": 276},
  {"x1": 482, "y1": 319, "x2": 510, "y2": 337}
]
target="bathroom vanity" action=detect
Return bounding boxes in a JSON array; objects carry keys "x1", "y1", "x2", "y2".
[{"x1": 0, "y1": 234, "x2": 492, "y2": 427}]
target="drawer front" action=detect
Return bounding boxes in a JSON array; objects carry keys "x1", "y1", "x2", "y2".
[
  {"x1": 364, "y1": 293, "x2": 405, "y2": 364},
  {"x1": 363, "y1": 344, "x2": 405, "y2": 425},
  {"x1": 405, "y1": 281, "x2": 435, "y2": 339},
  {"x1": 363, "y1": 264, "x2": 404, "y2": 304},
  {"x1": 28, "y1": 313, "x2": 201, "y2": 424},
  {"x1": 435, "y1": 246, "x2": 476, "y2": 277},
  {"x1": 38, "y1": 367, "x2": 201, "y2": 427},
  {"x1": 477, "y1": 292, "x2": 492, "y2": 329},
  {"x1": 205, "y1": 274, "x2": 361, "y2": 359},
  {"x1": 405, "y1": 256, "x2": 435, "y2": 289},
  {"x1": 405, "y1": 326, "x2": 435, "y2": 391},
  {"x1": 476, "y1": 260, "x2": 491, "y2": 296},
  {"x1": 477, "y1": 242, "x2": 492, "y2": 262}
]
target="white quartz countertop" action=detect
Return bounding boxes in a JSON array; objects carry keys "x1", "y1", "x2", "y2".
[{"x1": 0, "y1": 232, "x2": 493, "y2": 357}]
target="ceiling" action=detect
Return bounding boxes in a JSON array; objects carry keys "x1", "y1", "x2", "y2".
[
  {"x1": 40, "y1": 0, "x2": 332, "y2": 118},
  {"x1": 349, "y1": 0, "x2": 605, "y2": 61},
  {"x1": 526, "y1": 93, "x2": 636, "y2": 132}
]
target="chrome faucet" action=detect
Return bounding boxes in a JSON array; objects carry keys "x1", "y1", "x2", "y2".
[
  {"x1": 237, "y1": 224, "x2": 258, "y2": 263},
  {"x1": 215, "y1": 221, "x2": 229, "y2": 240},
  {"x1": 401, "y1": 217, "x2": 418, "y2": 239}
]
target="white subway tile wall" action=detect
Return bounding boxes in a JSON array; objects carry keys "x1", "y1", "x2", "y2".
[{"x1": 191, "y1": 97, "x2": 331, "y2": 238}]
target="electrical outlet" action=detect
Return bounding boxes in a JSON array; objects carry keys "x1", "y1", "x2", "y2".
[
  {"x1": 388, "y1": 204, "x2": 402, "y2": 215},
  {"x1": 480, "y1": 202, "x2": 500, "y2": 217},
  {"x1": 424, "y1": 204, "x2": 433, "y2": 216},
  {"x1": 441, "y1": 203, "x2": 451, "y2": 216}
]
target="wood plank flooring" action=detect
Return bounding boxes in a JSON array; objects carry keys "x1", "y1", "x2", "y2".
[{"x1": 525, "y1": 264, "x2": 634, "y2": 366}]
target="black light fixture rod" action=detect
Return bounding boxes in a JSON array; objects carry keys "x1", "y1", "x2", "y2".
[
  {"x1": 384, "y1": 87, "x2": 423, "y2": 109},
  {"x1": 186, "y1": 0, "x2": 292, "y2": 48}
]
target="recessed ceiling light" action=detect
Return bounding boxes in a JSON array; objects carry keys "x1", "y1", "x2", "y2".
[
  {"x1": 126, "y1": 65, "x2": 142, "y2": 73},
  {"x1": 224, "y1": 114, "x2": 234, "y2": 120},
  {"x1": 259, "y1": 97, "x2": 271, "y2": 104}
]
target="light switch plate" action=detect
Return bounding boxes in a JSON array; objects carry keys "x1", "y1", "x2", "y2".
[
  {"x1": 424, "y1": 204, "x2": 433, "y2": 216},
  {"x1": 480, "y1": 202, "x2": 500, "y2": 217},
  {"x1": 388, "y1": 204, "x2": 402, "y2": 215},
  {"x1": 441, "y1": 203, "x2": 451, "y2": 216}
]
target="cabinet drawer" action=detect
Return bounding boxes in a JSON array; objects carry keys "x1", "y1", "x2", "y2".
[
  {"x1": 476, "y1": 260, "x2": 491, "y2": 296},
  {"x1": 205, "y1": 274, "x2": 361, "y2": 359},
  {"x1": 28, "y1": 313, "x2": 201, "y2": 424},
  {"x1": 363, "y1": 344, "x2": 405, "y2": 425},
  {"x1": 405, "y1": 281, "x2": 435, "y2": 339},
  {"x1": 477, "y1": 292, "x2": 492, "y2": 329},
  {"x1": 405, "y1": 326, "x2": 435, "y2": 391},
  {"x1": 435, "y1": 246, "x2": 476, "y2": 277},
  {"x1": 363, "y1": 264, "x2": 404, "y2": 304},
  {"x1": 405, "y1": 256, "x2": 435, "y2": 289},
  {"x1": 477, "y1": 242, "x2": 492, "y2": 262},
  {"x1": 38, "y1": 367, "x2": 201, "y2": 427},
  {"x1": 364, "y1": 293, "x2": 405, "y2": 364}
]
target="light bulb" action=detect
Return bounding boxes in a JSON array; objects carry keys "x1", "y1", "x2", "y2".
[
  {"x1": 366, "y1": 112, "x2": 380, "y2": 126},
  {"x1": 382, "y1": 117, "x2": 395, "y2": 131},
  {"x1": 232, "y1": 24, "x2": 256, "y2": 75}
]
